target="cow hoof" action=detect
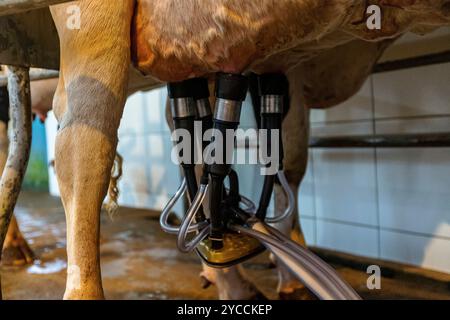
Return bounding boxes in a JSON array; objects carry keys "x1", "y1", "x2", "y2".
[
  {"x1": 2, "y1": 237, "x2": 35, "y2": 266},
  {"x1": 279, "y1": 287, "x2": 317, "y2": 300}
]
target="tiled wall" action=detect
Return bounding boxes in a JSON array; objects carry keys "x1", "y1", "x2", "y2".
[
  {"x1": 303, "y1": 61, "x2": 450, "y2": 273},
  {"x1": 116, "y1": 89, "x2": 184, "y2": 215}
]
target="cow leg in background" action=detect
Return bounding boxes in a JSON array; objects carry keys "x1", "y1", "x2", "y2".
[
  {"x1": 0, "y1": 67, "x2": 33, "y2": 299},
  {"x1": 271, "y1": 69, "x2": 315, "y2": 300},
  {"x1": 200, "y1": 264, "x2": 266, "y2": 300},
  {"x1": 165, "y1": 98, "x2": 266, "y2": 300},
  {"x1": 50, "y1": 0, "x2": 134, "y2": 299},
  {"x1": 2, "y1": 216, "x2": 34, "y2": 266},
  {"x1": 0, "y1": 92, "x2": 34, "y2": 266}
]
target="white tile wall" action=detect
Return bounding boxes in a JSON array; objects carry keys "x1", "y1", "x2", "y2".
[
  {"x1": 45, "y1": 111, "x2": 59, "y2": 197},
  {"x1": 118, "y1": 92, "x2": 146, "y2": 137},
  {"x1": 316, "y1": 220, "x2": 379, "y2": 258},
  {"x1": 376, "y1": 117, "x2": 450, "y2": 135},
  {"x1": 304, "y1": 59, "x2": 450, "y2": 273},
  {"x1": 299, "y1": 216, "x2": 316, "y2": 246},
  {"x1": 298, "y1": 154, "x2": 315, "y2": 218},
  {"x1": 374, "y1": 77, "x2": 450, "y2": 239},
  {"x1": 373, "y1": 63, "x2": 450, "y2": 119},
  {"x1": 312, "y1": 148, "x2": 379, "y2": 226},
  {"x1": 117, "y1": 90, "x2": 183, "y2": 215},
  {"x1": 311, "y1": 122, "x2": 379, "y2": 227},
  {"x1": 380, "y1": 230, "x2": 450, "y2": 274},
  {"x1": 376, "y1": 148, "x2": 450, "y2": 238}
]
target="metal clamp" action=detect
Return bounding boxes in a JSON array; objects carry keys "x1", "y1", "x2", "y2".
[
  {"x1": 160, "y1": 178, "x2": 208, "y2": 235},
  {"x1": 177, "y1": 183, "x2": 210, "y2": 252},
  {"x1": 238, "y1": 193, "x2": 256, "y2": 214},
  {"x1": 264, "y1": 171, "x2": 295, "y2": 223}
]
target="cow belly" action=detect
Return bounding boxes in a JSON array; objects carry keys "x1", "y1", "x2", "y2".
[
  {"x1": 131, "y1": 0, "x2": 355, "y2": 82},
  {"x1": 130, "y1": 0, "x2": 450, "y2": 83}
]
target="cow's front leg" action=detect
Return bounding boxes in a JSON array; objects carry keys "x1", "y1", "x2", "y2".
[
  {"x1": 50, "y1": 0, "x2": 134, "y2": 300},
  {"x1": 54, "y1": 75, "x2": 128, "y2": 299},
  {"x1": 271, "y1": 69, "x2": 315, "y2": 300},
  {"x1": 55, "y1": 113, "x2": 118, "y2": 299}
]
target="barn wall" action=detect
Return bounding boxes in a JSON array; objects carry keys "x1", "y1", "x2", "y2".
[
  {"x1": 115, "y1": 90, "x2": 183, "y2": 213},
  {"x1": 305, "y1": 30, "x2": 450, "y2": 273}
]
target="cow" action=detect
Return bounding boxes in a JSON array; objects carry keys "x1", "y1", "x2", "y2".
[{"x1": 1, "y1": 0, "x2": 448, "y2": 300}]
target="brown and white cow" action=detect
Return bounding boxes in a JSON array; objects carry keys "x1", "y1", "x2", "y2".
[{"x1": 1, "y1": 0, "x2": 448, "y2": 300}]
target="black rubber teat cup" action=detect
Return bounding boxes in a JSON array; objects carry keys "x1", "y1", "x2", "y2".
[
  {"x1": 167, "y1": 80, "x2": 206, "y2": 221},
  {"x1": 255, "y1": 73, "x2": 288, "y2": 220},
  {"x1": 215, "y1": 73, "x2": 248, "y2": 103},
  {"x1": 167, "y1": 81, "x2": 196, "y2": 120},
  {"x1": 258, "y1": 73, "x2": 289, "y2": 97},
  {"x1": 185, "y1": 77, "x2": 210, "y2": 101},
  {"x1": 206, "y1": 73, "x2": 249, "y2": 250},
  {"x1": 181, "y1": 78, "x2": 213, "y2": 152}
]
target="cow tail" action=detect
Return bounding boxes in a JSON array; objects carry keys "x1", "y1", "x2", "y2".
[{"x1": 104, "y1": 152, "x2": 123, "y2": 218}]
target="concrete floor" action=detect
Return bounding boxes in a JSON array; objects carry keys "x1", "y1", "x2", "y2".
[{"x1": 2, "y1": 191, "x2": 450, "y2": 300}]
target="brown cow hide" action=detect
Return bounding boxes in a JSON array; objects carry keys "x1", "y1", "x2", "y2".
[{"x1": 132, "y1": 0, "x2": 449, "y2": 82}]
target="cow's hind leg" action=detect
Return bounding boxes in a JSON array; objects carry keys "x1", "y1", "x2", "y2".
[
  {"x1": 2, "y1": 216, "x2": 34, "y2": 266},
  {"x1": 273, "y1": 185, "x2": 316, "y2": 300},
  {"x1": 271, "y1": 69, "x2": 316, "y2": 300},
  {"x1": 200, "y1": 264, "x2": 266, "y2": 300},
  {"x1": 50, "y1": 0, "x2": 134, "y2": 299}
]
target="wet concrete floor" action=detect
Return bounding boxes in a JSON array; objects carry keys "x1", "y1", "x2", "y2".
[{"x1": 2, "y1": 192, "x2": 450, "y2": 300}]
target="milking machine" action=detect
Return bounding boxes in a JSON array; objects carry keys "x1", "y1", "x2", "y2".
[{"x1": 161, "y1": 73, "x2": 361, "y2": 300}]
